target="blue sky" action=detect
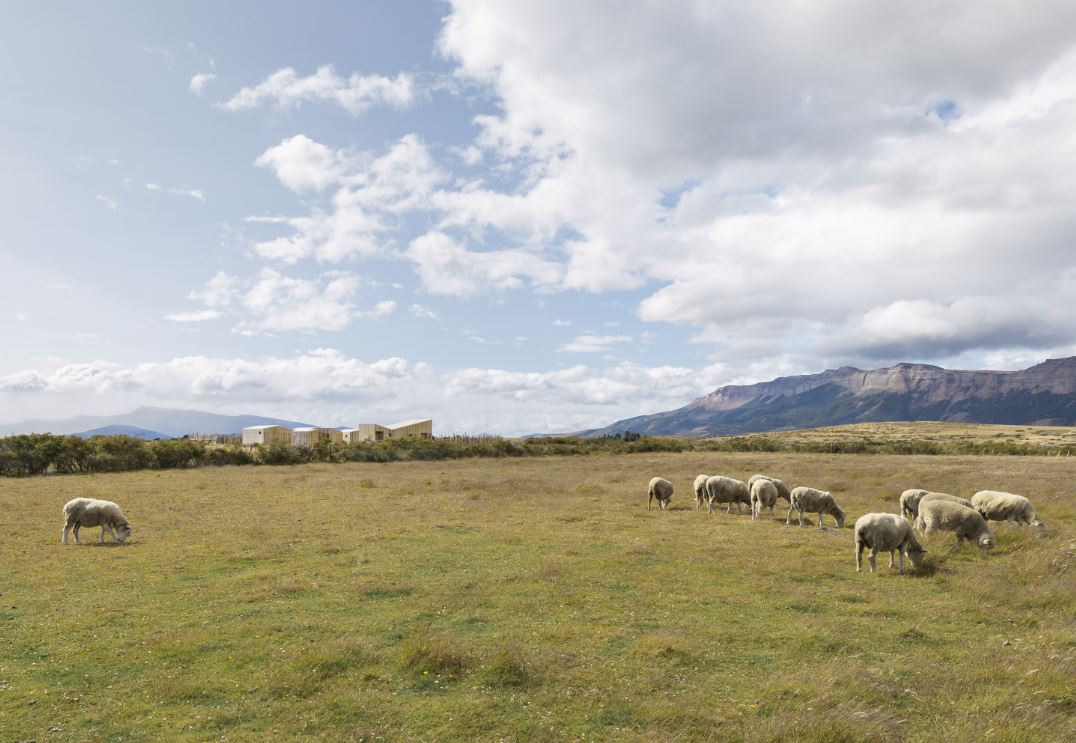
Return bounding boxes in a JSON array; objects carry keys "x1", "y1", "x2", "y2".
[{"x1": 3, "y1": 1, "x2": 1076, "y2": 434}]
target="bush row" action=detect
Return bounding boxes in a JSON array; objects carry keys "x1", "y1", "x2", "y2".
[{"x1": 0, "y1": 431, "x2": 1070, "y2": 478}]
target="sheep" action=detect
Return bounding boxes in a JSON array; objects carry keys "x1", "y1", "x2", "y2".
[
  {"x1": 750, "y1": 478, "x2": 780, "y2": 521},
  {"x1": 648, "y1": 477, "x2": 674, "y2": 511},
  {"x1": 918, "y1": 491, "x2": 973, "y2": 510},
  {"x1": 899, "y1": 488, "x2": 930, "y2": 519},
  {"x1": 62, "y1": 498, "x2": 132, "y2": 545},
  {"x1": 854, "y1": 513, "x2": 927, "y2": 573},
  {"x1": 787, "y1": 486, "x2": 846, "y2": 528},
  {"x1": 971, "y1": 490, "x2": 1046, "y2": 534},
  {"x1": 693, "y1": 474, "x2": 710, "y2": 510},
  {"x1": 748, "y1": 474, "x2": 792, "y2": 504},
  {"x1": 914, "y1": 499, "x2": 995, "y2": 550},
  {"x1": 704, "y1": 476, "x2": 751, "y2": 514}
]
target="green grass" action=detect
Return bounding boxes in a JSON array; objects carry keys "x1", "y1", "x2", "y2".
[{"x1": 1, "y1": 452, "x2": 1074, "y2": 741}]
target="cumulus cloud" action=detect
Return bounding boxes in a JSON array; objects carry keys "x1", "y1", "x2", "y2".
[
  {"x1": 0, "y1": 353, "x2": 734, "y2": 435},
  {"x1": 427, "y1": 0, "x2": 1076, "y2": 366},
  {"x1": 255, "y1": 134, "x2": 346, "y2": 193},
  {"x1": 406, "y1": 231, "x2": 563, "y2": 297},
  {"x1": 220, "y1": 65, "x2": 416, "y2": 115}
]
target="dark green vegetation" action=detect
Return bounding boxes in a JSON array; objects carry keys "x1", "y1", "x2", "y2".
[
  {"x1": 3, "y1": 422, "x2": 1075, "y2": 478},
  {"x1": 1, "y1": 452, "x2": 1073, "y2": 741}
]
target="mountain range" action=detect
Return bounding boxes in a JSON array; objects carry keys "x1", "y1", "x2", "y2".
[
  {"x1": 0, "y1": 406, "x2": 315, "y2": 438},
  {"x1": 580, "y1": 357, "x2": 1076, "y2": 438}
]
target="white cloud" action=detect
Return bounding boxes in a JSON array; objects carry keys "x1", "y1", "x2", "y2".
[
  {"x1": 138, "y1": 45, "x2": 174, "y2": 69},
  {"x1": 558, "y1": 334, "x2": 632, "y2": 353},
  {"x1": 255, "y1": 134, "x2": 345, "y2": 193},
  {"x1": 239, "y1": 269, "x2": 361, "y2": 333},
  {"x1": 410, "y1": 303, "x2": 440, "y2": 320},
  {"x1": 188, "y1": 272, "x2": 238, "y2": 308},
  {"x1": 189, "y1": 73, "x2": 217, "y2": 95},
  {"x1": 406, "y1": 231, "x2": 563, "y2": 297},
  {"x1": 145, "y1": 183, "x2": 161, "y2": 191},
  {"x1": 168, "y1": 185, "x2": 206, "y2": 202},
  {"x1": 552, "y1": 319, "x2": 572, "y2": 327},
  {"x1": 220, "y1": 65, "x2": 417, "y2": 115},
  {"x1": 96, "y1": 194, "x2": 118, "y2": 210},
  {"x1": 165, "y1": 310, "x2": 221, "y2": 322},
  {"x1": 15, "y1": 311, "x2": 30, "y2": 322}
]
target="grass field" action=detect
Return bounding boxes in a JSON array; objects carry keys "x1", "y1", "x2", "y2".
[
  {"x1": 2, "y1": 451, "x2": 1074, "y2": 741},
  {"x1": 723, "y1": 421, "x2": 1076, "y2": 451}
]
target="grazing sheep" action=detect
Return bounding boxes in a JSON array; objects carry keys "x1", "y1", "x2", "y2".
[
  {"x1": 748, "y1": 474, "x2": 792, "y2": 504},
  {"x1": 648, "y1": 477, "x2": 674, "y2": 511},
  {"x1": 750, "y1": 479, "x2": 780, "y2": 521},
  {"x1": 854, "y1": 513, "x2": 927, "y2": 573},
  {"x1": 62, "y1": 498, "x2": 132, "y2": 545},
  {"x1": 787, "y1": 486, "x2": 846, "y2": 528},
  {"x1": 704, "y1": 476, "x2": 751, "y2": 514},
  {"x1": 914, "y1": 499, "x2": 995, "y2": 550},
  {"x1": 899, "y1": 489, "x2": 930, "y2": 519},
  {"x1": 693, "y1": 474, "x2": 710, "y2": 510},
  {"x1": 971, "y1": 490, "x2": 1045, "y2": 534},
  {"x1": 919, "y1": 491, "x2": 973, "y2": 510}
]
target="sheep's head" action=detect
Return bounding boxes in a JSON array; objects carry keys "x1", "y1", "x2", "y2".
[
  {"x1": 115, "y1": 523, "x2": 132, "y2": 543},
  {"x1": 907, "y1": 545, "x2": 927, "y2": 568},
  {"x1": 831, "y1": 505, "x2": 846, "y2": 528},
  {"x1": 1031, "y1": 518, "x2": 1046, "y2": 536},
  {"x1": 978, "y1": 532, "x2": 995, "y2": 551}
]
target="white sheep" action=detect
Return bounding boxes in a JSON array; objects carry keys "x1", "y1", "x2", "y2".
[
  {"x1": 787, "y1": 486, "x2": 846, "y2": 528},
  {"x1": 919, "y1": 491, "x2": 973, "y2": 510},
  {"x1": 750, "y1": 479, "x2": 780, "y2": 521},
  {"x1": 62, "y1": 498, "x2": 132, "y2": 545},
  {"x1": 693, "y1": 474, "x2": 710, "y2": 510},
  {"x1": 971, "y1": 490, "x2": 1045, "y2": 534},
  {"x1": 748, "y1": 474, "x2": 792, "y2": 504},
  {"x1": 899, "y1": 488, "x2": 930, "y2": 519},
  {"x1": 648, "y1": 477, "x2": 674, "y2": 511},
  {"x1": 914, "y1": 499, "x2": 995, "y2": 550},
  {"x1": 704, "y1": 476, "x2": 751, "y2": 514},
  {"x1": 854, "y1": 513, "x2": 927, "y2": 573}
]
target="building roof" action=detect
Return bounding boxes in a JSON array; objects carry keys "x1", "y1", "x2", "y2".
[
  {"x1": 388, "y1": 418, "x2": 433, "y2": 429},
  {"x1": 243, "y1": 425, "x2": 289, "y2": 431}
]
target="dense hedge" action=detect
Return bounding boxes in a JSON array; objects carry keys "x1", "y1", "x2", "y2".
[{"x1": 0, "y1": 431, "x2": 1070, "y2": 478}]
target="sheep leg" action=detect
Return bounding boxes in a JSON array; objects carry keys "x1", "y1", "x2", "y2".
[
  {"x1": 786, "y1": 506, "x2": 795, "y2": 525},
  {"x1": 648, "y1": 493, "x2": 653, "y2": 511},
  {"x1": 99, "y1": 526, "x2": 106, "y2": 543},
  {"x1": 72, "y1": 524, "x2": 81, "y2": 544},
  {"x1": 897, "y1": 550, "x2": 905, "y2": 574},
  {"x1": 62, "y1": 525, "x2": 70, "y2": 545},
  {"x1": 868, "y1": 548, "x2": 878, "y2": 573},
  {"x1": 888, "y1": 551, "x2": 895, "y2": 568},
  {"x1": 798, "y1": 511, "x2": 805, "y2": 527},
  {"x1": 855, "y1": 542, "x2": 863, "y2": 572},
  {"x1": 817, "y1": 513, "x2": 823, "y2": 528}
]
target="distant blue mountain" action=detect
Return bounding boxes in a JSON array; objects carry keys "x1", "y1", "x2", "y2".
[
  {"x1": 0, "y1": 406, "x2": 317, "y2": 437},
  {"x1": 75, "y1": 425, "x2": 173, "y2": 440}
]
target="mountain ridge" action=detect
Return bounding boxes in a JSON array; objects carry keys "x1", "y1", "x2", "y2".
[{"x1": 579, "y1": 357, "x2": 1076, "y2": 438}]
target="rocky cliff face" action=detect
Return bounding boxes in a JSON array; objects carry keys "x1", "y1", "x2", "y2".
[{"x1": 581, "y1": 357, "x2": 1076, "y2": 438}]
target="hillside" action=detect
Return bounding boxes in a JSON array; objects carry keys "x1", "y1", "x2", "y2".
[
  {"x1": 74, "y1": 424, "x2": 173, "y2": 440},
  {"x1": 582, "y1": 357, "x2": 1076, "y2": 438},
  {"x1": 0, "y1": 406, "x2": 315, "y2": 438}
]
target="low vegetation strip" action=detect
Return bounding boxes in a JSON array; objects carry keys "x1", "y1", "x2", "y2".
[{"x1": 1, "y1": 422, "x2": 1074, "y2": 477}]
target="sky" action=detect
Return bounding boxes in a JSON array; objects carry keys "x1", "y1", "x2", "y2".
[{"x1": 2, "y1": 0, "x2": 1076, "y2": 435}]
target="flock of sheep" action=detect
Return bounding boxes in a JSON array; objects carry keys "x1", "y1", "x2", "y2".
[
  {"x1": 647, "y1": 474, "x2": 1046, "y2": 574},
  {"x1": 59, "y1": 475, "x2": 1046, "y2": 577}
]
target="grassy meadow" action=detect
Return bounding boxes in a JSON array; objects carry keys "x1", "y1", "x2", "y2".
[
  {"x1": 724, "y1": 421, "x2": 1076, "y2": 451},
  {"x1": 2, "y1": 450, "x2": 1074, "y2": 741}
]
